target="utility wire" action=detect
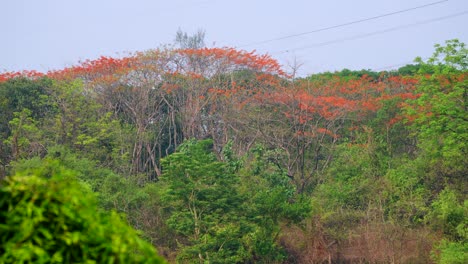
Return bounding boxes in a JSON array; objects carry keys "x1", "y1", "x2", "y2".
[
  {"x1": 272, "y1": 10, "x2": 468, "y2": 55},
  {"x1": 237, "y1": 0, "x2": 449, "y2": 48}
]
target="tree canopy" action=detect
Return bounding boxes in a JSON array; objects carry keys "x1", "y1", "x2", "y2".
[{"x1": 0, "y1": 38, "x2": 466, "y2": 263}]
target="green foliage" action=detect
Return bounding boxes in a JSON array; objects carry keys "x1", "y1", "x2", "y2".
[
  {"x1": 428, "y1": 188, "x2": 467, "y2": 241},
  {"x1": 159, "y1": 139, "x2": 310, "y2": 263},
  {"x1": 370, "y1": 95, "x2": 415, "y2": 157},
  {"x1": 3, "y1": 109, "x2": 43, "y2": 160},
  {"x1": 0, "y1": 77, "x2": 52, "y2": 132},
  {"x1": 396, "y1": 63, "x2": 425, "y2": 76},
  {"x1": 161, "y1": 139, "x2": 242, "y2": 223},
  {"x1": 306, "y1": 68, "x2": 380, "y2": 82},
  {"x1": 416, "y1": 39, "x2": 467, "y2": 73},
  {"x1": 0, "y1": 169, "x2": 165, "y2": 263},
  {"x1": 9, "y1": 146, "x2": 177, "y2": 259},
  {"x1": 384, "y1": 158, "x2": 430, "y2": 226},
  {"x1": 433, "y1": 239, "x2": 468, "y2": 264},
  {"x1": 160, "y1": 139, "x2": 246, "y2": 262},
  {"x1": 10, "y1": 147, "x2": 152, "y2": 226},
  {"x1": 48, "y1": 80, "x2": 124, "y2": 165},
  {"x1": 0, "y1": 77, "x2": 53, "y2": 168},
  {"x1": 243, "y1": 145, "x2": 310, "y2": 223},
  {"x1": 407, "y1": 39, "x2": 468, "y2": 191},
  {"x1": 313, "y1": 132, "x2": 390, "y2": 211},
  {"x1": 0, "y1": 77, "x2": 127, "y2": 176},
  {"x1": 311, "y1": 142, "x2": 378, "y2": 242},
  {"x1": 336, "y1": 68, "x2": 380, "y2": 80},
  {"x1": 11, "y1": 145, "x2": 115, "y2": 192},
  {"x1": 100, "y1": 174, "x2": 150, "y2": 214},
  {"x1": 1, "y1": 39, "x2": 466, "y2": 263},
  {"x1": 235, "y1": 144, "x2": 311, "y2": 262}
]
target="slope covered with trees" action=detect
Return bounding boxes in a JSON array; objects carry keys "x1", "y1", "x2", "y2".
[{"x1": 0, "y1": 38, "x2": 466, "y2": 263}]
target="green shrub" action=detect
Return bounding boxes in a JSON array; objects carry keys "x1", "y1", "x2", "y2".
[
  {"x1": 0, "y1": 170, "x2": 165, "y2": 263},
  {"x1": 434, "y1": 240, "x2": 468, "y2": 264}
]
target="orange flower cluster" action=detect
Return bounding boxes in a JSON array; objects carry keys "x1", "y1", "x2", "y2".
[
  {"x1": 47, "y1": 56, "x2": 136, "y2": 81},
  {"x1": 0, "y1": 70, "x2": 44, "y2": 83},
  {"x1": 178, "y1": 47, "x2": 287, "y2": 77}
]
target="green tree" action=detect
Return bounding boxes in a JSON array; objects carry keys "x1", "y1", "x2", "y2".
[
  {"x1": 408, "y1": 39, "x2": 467, "y2": 191},
  {"x1": 402, "y1": 39, "x2": 468, "y2": 263},
  {"x1": 159, "y1": 139, "x2": 310, "y2": 263},
  {"x1": 237, "y1": 144, "x2": 311, "y2": 261},
  {"x1": 3, "y1": 109, "x2": 43, "y2": 160},
  {"x1": 396, "y1": 63, "x2": 425, "y2": 76},
  {"x1": 0, "y1": 77, "x2": 53, "y2": 173},
  {"x1": 46, "y1": 79, "x2": 127, "y2": 169},
  {"x1": 160, "y1": 139, "x2": 246, "y2": 262},
  {"x1": 0, "y1": 77, "x2": 52, "y2": 135},
  {"x1": 416, "y1": 39, "x2": 467, "y2": 73}
]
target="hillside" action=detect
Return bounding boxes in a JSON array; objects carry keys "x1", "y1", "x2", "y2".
[{"x1": 0, "y1": 39, "x2": 466, "y2": 263}]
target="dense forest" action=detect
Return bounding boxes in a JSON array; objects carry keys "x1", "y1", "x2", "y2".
[{"x1": 0, "y1": 38, "x2": 466, "y2": 263}]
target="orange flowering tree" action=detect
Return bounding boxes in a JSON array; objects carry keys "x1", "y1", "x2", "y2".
[
  {"x1": 236, "y1": 72, "x2": 419, "y2": 192},
  {"x1": 0, "y1": 46, "x2": 419, "y2": 186},
  {"x1": 13, "y1": 47, "x2": 287, "y2": 180}
]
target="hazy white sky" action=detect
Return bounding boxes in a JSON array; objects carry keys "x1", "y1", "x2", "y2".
[{"x1": 2, "y1": 0, "x2": 467, "y2": 76}]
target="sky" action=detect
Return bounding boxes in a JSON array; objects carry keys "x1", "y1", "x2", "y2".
[{"x1": 2, "y1": 0, "x2": 467, "y2": 76}]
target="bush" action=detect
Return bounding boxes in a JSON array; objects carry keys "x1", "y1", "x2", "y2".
[
  {"x1": 434, "y1": 240, "x2": 468, "y2": 264},
  {"x1": 0, "y1": 170, "x2": 165, "y2": 263}
]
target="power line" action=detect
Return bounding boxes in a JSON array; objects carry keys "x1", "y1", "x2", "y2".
[
  {"x1": 237, "y1": 0, "x2": 449, "y2": 48},
  {"x1": 272, "y1": 10, "x2": 468, "y2": 55}
]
